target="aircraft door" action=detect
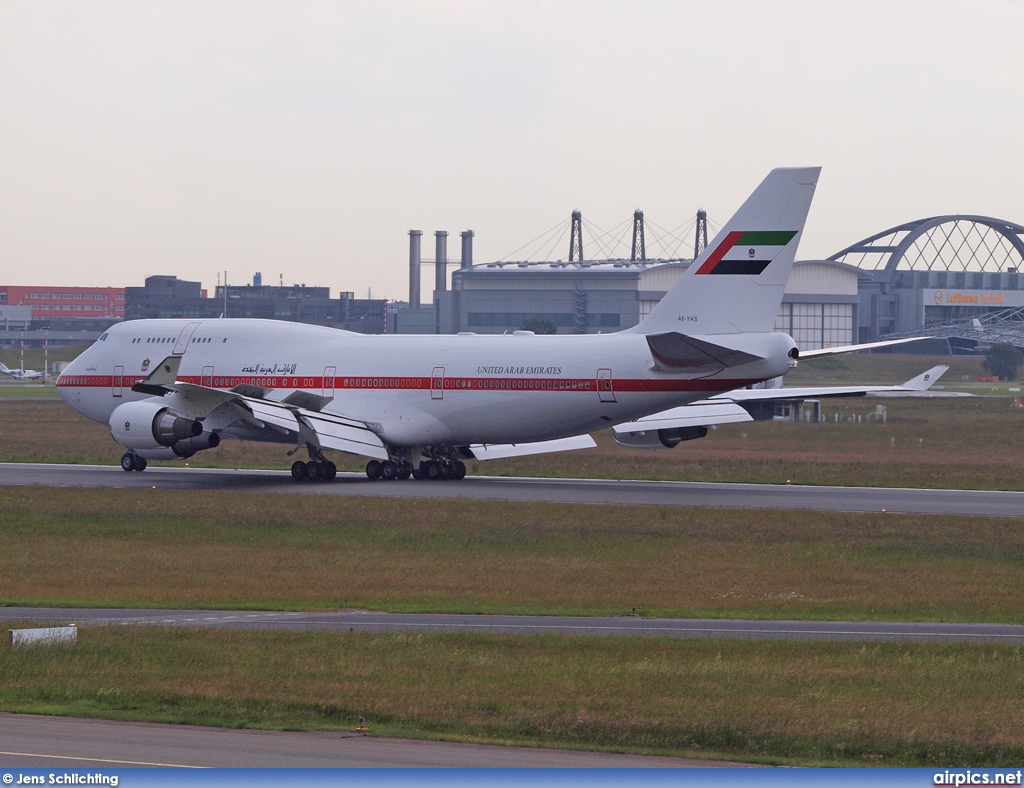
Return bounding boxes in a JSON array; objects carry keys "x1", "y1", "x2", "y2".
[
  {"x1": 202, "y1": 366, "x2": 214, "y2": 387},
  {"x1": 431, "y1": 366, "x2": 445, "y2": 400},
  {"x1": 172, "y1": 322, "x2": 202, "y2": 355},
  {"x1": 597, "y1": 368, "x2": 616, "y2": 403},
  {"x1": 323, "y1": 366, "x2": 336, "y2": 398},
  {"x1": 113, "y1": 365, "x2": 124, "y2": 398}
]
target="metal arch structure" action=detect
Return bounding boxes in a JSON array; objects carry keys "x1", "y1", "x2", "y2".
[
  {"x1": 829, "y1": 215, "x2": 1024, "y2": 282},
  {"x1": 881, "y1": 306, "x2": 1024, "y2": 353}
]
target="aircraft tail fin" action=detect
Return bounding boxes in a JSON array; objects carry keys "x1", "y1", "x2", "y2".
[
  {"x1": 631, "y1": 167, "x2": 819, "y2": 336},
  {"x1": 0, "y1": 363, "x2": 11, "y2": 375}
]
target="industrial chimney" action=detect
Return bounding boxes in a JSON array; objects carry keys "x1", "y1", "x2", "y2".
[
  {"x1": 409, "y1": 230, "x2": 422, "y2": 307},
  {"x1": 435, "y1": 231, "x2": 448, "y2": 293},
  {"x1": 460, "y1": 230, "x2": 474, "y2": 269}
]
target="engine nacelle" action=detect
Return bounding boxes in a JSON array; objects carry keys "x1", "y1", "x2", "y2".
[
  {"x1": 109, "y1": 400, "x2": 203, "y2": 451},
  {"x1": 614, "y1": 425, "x2": 708, "y2": 449},
  {"x1": 134, "y1": 431, "x2": 221, "y2": 460}
]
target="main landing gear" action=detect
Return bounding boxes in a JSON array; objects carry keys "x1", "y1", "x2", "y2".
[
  {"x1": 120, "y1": 452, "x2": 147, "y2": 472},
  {"x1": 289, "y1": 445, "x2": 337, "y2": 483},
  {"x1": 365, "y1": 458, "x2": 466, "y2": 482}
]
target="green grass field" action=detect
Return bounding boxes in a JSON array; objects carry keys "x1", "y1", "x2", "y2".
[
  {"x1": 3, "y1": 626, "x2": 1024, "y2": 766},
  {"x1": 3, "y1": 487, "x2": 1022, "y2": 622}
]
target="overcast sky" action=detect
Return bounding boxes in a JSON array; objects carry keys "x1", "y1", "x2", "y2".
[{"x1": 2, "y1": 1, "x2": 1022, "y2": 301}]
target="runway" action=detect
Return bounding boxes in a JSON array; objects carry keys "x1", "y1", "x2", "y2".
[
  {"x1": 1, "y1": 462, "x2": 1023, "y2": 516},
  {"x1": 5, "y1": 607, "x2": 1024, "y2": 645},
  {"x1": 0, "y1": 713, "x2": 732, "y2": 768}
]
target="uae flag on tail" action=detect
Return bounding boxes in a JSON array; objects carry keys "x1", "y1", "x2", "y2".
[{"x1": 695, "y1": 230, "x2": 798, "y2": 275}]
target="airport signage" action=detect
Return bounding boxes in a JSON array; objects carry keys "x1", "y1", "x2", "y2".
[{"x1": 927, "y1": 289, "x2": 1024, "y2": 308}]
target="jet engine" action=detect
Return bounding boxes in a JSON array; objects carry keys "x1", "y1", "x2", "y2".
[
  {"x1": 613, "y1": 425, "x2": 708, "y2": 449},
  {"x1": 109, "y1": 400, "x2": 215, "y2": 458}
]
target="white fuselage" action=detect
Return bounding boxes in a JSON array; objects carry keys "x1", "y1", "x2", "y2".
[{"x1": 58, "y1": 319, "x2": 796, "y2": 449}]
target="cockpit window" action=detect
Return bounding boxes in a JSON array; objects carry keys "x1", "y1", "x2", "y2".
[{"x1": 99, "y1": 333, "x2": 108, "y2": 341}]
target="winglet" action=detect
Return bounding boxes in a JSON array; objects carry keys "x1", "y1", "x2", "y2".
[
  {"x1": 131, "y1": 355, "x2": 182, "y2": 395},
  {"x1": 143, "y1": 356, "x2": 181, "y2": 386},
  {"x1": 900, "y1": 365, "x2": 949, "y2": 391}
]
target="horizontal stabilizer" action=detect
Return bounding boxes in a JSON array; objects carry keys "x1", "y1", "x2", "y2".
[
  {"x1": 798, "y1": 337, "x2": 928, "y2": 359},
  {"x1": 647, "y1": 332, "x2": 763, "y2": 374},
  {"x1": 468, "y1": 434, "x2": 596, "y2": 461}
]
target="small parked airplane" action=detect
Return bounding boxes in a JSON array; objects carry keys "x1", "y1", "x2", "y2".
[
  {"x1": 0, "y1": 362, "x2": 42, "y2": 381},
  {"x1": 56, "y1": 167, "x2": 929, "y2": 480}
]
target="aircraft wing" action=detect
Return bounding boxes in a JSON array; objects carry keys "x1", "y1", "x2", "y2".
[
  {"x1": 611, "y1": 365, "x2": 949, "y2": 444},
  {"x1": 712, "y1": 364, "x2": 950, "y2": 401},
  {"x1": 242, "y1": 397, "x2": 389, "y2": 459},
  {"x1": 131, "y1": 359, "x2": 388, "y2": 460},
  {"x1": 611, "y1": 402, "x2": 753, "y2": 435},
  {"x1": 467, "y1": 435, "x2": 597, "y2": 460}
]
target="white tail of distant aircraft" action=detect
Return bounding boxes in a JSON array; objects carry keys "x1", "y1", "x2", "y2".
[
  {"x1": 0, "y1": 362, "x2": 42, "y2": 381},
  {"x1": 55, "y1": 167, "x2": 927, "y2": 480}
]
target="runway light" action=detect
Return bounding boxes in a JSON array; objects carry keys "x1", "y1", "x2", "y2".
[{"x1": 358, "y1": 716, "x2": 367, "y2": 731}]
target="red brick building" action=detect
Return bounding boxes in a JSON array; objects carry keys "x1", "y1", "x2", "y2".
[{"x1": 0, "y1": 285, "x2": 125, "y2": 320}]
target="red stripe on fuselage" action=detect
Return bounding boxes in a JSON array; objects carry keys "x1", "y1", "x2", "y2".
[{"x1": 56, "y1": 374, "x2": 761, "y2": 394}]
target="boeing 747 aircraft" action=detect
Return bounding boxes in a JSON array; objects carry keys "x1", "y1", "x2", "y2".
[{"x1": 56, "y1": 167, "x2": 929, "y2": 481}]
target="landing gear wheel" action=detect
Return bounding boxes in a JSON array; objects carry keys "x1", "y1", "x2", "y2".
[
  {"x1": 411, "y1": 466, "x2": 425, "y2": 480},
  {"x1": 321, "y1": 460, "x2": 337, "y2": 481},
  {"x1": 380, "y1": 460, "x2": 398, "y2": 481},
  {"x1": 133, "y1": 455, "x2": 148, "y2": 472},
  {"x1": 453, "y1": 460, "x2": 466, "y2": 480},
  {"x1": 442, "y1": 462, "x2": 456, "y2": 480},
  {"x1": 121, "y1": 453, "x2": 136, "y2": 472},
  {"x1": 306, "y1": 461, "x2": 323, "y2": 482},
  {"x1": 291, "y1": 460, "x2": 307, "y2": 481},
  {"x1": 397, "y1": 463, "x2": 411, "y2": 480},
  {"x1": 425, "y1": 461, "x2": 442, "y2": 481},
  {"x1": 365, "y1": 460, "x2": 381, "y2": 480}
]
